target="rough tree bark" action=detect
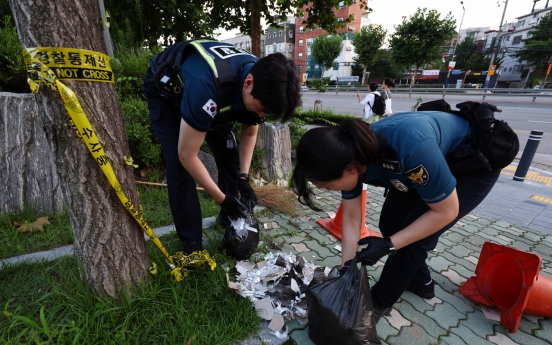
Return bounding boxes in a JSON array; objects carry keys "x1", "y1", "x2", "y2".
[
  {"x1": 0, "y1": 93, "x2": 63, "y2": 214},
  {"x1": 8, "y1": 0, "x2": 149, "y2": 297},
  {"x1": 256, "y1": 123, "x2": 292, "y2": 181}
]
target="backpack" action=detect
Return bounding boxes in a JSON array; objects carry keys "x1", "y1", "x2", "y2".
[
  {"x1": 368, "y1": 92, "x2": 386, "y2": 116},
  {"x1": 417, "y1": 100, "x2": 519, "y2": 174}
]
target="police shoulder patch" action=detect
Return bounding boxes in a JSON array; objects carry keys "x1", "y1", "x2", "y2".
[
  {"x1": 405, "y1": 164, "x2": 430, "y2": 186},
  {"x1": 202, "y1": 99, "x2": 217, "y2": 118}
]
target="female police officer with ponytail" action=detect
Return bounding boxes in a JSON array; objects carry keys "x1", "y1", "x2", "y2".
[{"x1": 291, "y1": 104, "x2": 502, "y2": 322}]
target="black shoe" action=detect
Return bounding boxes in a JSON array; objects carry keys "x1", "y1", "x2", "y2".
[
  {"x1": 405, "y1": 279, "x2": 435, "y2": 299},
  {"x1": 182, "y1": 241, "x2": 203, "y2": 255},
  {"x1": 372, "y1": 298, "x2": 392, "y2": 324}
]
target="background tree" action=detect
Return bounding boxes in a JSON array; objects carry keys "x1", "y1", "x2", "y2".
[
  {"x1": 311, "y1": 34, "x2": 343, "y2": 76},
  {"x1": 352, "y1": 24, "x2": 387, "y2": 85},
  {"x1": 465, "y1": 53, "x2": 503, "y2": 72},
  {"x1": 389, "y1": 8, "x2": 456, "y2": 87},
  {"x1": 368, "y1": 50, "x2": 403, "y2": 79},
  {"x1": 454, "y1": 35, "x2": 478, "y2": 70},
  {"x1": 8, "y1": 0, "x2": 150, "y2": 297},
  {"x1": 0, "y1": 14, "x2": 27, "y2": 92},
  {"x1": 513, "y1": 12, "x2": 552, "y2": 80},
  {"x1": 104, "y1": 0, "x2": 369, "y2": 55}
]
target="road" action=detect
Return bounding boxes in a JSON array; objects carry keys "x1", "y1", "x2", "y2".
[{"x1": 301, "y1": 91, "x2": 552, "y2": 170}]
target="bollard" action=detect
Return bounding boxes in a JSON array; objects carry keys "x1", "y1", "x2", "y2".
[{"x1": 513, "y1": 130, "x2": 544, "y2": 182}]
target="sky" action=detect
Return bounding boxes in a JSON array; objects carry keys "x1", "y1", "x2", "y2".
[{"x1": 216, "y1": 0, "x2": 540, "y2": 40}]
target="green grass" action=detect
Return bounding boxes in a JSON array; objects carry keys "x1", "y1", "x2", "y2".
[
  {"x1": 0, "y1": 233, "x2": 261, "y2": 345},
  {"x1": 0, "y1": 186, "x2": 220, "y2": 260},
  {"x1": 0, "y1": 207, "x2": 73, "y2": 260}
]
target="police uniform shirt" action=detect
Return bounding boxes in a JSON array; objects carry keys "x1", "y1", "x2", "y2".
[
  {"x1": 341, "y1": 111, "x2": 471, "y2": 204},
  {"x1": 151, "y1": 50, "x2": 255, "y2": 132}
]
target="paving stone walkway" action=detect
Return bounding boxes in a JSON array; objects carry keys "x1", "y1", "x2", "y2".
[{"x1": 253, "y1": 177, "x2": 552, "y2": 345}]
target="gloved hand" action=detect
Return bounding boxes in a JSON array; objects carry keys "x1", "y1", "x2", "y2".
[
  {"x1": 356, "y1": 236, "x2": 391, "y2": 266},
  {"x1": 474, "y1": 102, "x2": 501, "y2": 123},
  {"x1": 220, "y1": 195, "x2": 247, "y2": 220},
  {"x1": 456, "y1": 101, "x2": 480, "y2": 114},
  {"x1": 238, "y1": 179, "x2": 258, "y2": 209}
]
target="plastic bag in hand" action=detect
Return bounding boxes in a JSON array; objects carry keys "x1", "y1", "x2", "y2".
[
  {"x1": 305, "y1": 257, "x2": 381, "y2": 345},
  {"x1": 222, "y1": 194, "x2": 260, "y2": 260}
]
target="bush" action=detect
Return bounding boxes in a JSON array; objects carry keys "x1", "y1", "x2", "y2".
[
  {"x1": 0, "y1": 15, "x2": 28, "y2": 93},
  {"x1": 120, "y1": 96, "x2": 163, "y2": 169},
  {"x1": 113, "y1": 45, "x2": 160, "y2": 100},
  {"x1": 288, "y1": 118, "x2": 307, "y2": 149},
  {"x1": 295, "y1": 108, "x2": 357, "y2": 125}
]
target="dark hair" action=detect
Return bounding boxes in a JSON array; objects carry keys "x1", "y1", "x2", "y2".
[
  {"x1": 369, "y1": 82, "x2": 378, "y2": 92},
  {"x1": 384, "y1": 78, "x2": 396, "y2": 88},
  {"x1": 249, "y1": 53, "x2": 302, "y2": 122},
  {"x1": 291, "y1": 119, "x2": 381, "y2": 210}
]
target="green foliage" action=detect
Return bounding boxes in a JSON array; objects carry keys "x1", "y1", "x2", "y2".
[
  {"x1": 104, "y1": 0, "x2": 370, "y2": 48},
  {"x1": 0, "y1": 15, "x2": 28, "y2": 93},
  {"x1": 0, "y1": 249, "x2": 260, "y2": 344},
  {"x1": 0, "y1": 207, "x2": 73, "y2": 259},
  {"x1": 311, "y1": 35, "x2": 344, "y2": 73},
  {"x1": 513, "y1": 12, "x2": 552, "y2": 75},
  {"x1": 368, "y1": 50, "x2": 403, "y2": 79},
  {"x1": 390, "y1": 8, "x2": 456, "y2": 86},
  {"x1": 454, "y1": 36, "x2": 478, "y2": 70},
  {"x1": 120, "y1": 96, "x2": 163, "y2": 169},
  {"x1": 352, "y1": 24, "x2": 387, "y2": 75},
  {"x1": 308, "y1": 77, "x2": 330, "y2": 98},
  {"x1": 295, "y1": 108, "x2": 356, "y2": 124},
  {"x1": 288, "y1": 118, "x2": 307, "y2": 148},
  {"x1": 465, "y1": 53, "x2": 503, "y2": 72}
]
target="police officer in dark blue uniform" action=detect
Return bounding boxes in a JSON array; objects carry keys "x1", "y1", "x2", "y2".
[
  {"x1": 143, "y1": 39, "x2": 301, "y2": 254},
  {"x1": 291, "y1": 111, "x2": 501, "y2": 322}
]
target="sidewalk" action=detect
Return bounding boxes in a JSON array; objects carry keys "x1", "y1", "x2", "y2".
[{"x1": 2, "y1": 163, "x2": 552, "y2": 345}]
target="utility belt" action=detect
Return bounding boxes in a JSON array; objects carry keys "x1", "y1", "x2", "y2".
[{"x1": 417, "y1": 100, "x2": 519, "y2": 175}]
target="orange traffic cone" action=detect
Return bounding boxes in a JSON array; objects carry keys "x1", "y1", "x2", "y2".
[
  {"x1": 460, "y1": 241, "x2": 552, "y2": 333},
  {"x1": 316, "y1": 184, "x2": 381, "y2": 241}
]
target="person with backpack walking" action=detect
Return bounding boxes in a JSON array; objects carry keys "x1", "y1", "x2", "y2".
[
  {"x1": 290, "y1": 102, "x2": 515, "y2": 324},
  {"x1": 357, "y1": 82, "x2": 384, "y2": 123},
  {"x1": 143, "y1": 39, "x2": 301, "y2": 254},
  {"x1": 380, "y1": 79, "x2": 395, "y2": 117}
]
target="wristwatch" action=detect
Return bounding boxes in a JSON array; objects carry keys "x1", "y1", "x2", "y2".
[
  {"x1": 239, "y1": 173, "x2": 250, "y2": 181},
  {"x1": 386, "y1": 237, "x2": 396, "y2": 256}
]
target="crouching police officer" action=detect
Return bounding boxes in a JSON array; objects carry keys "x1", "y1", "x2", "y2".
[{"x1": 143, "y1": 39, "x2": 301, "y2": 254}]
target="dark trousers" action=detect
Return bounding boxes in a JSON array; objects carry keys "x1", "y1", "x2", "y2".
[
  {"x1": 143, "y1": 69, "x2": 240, "y2": 244},
  {"x1": 372, "y1": 169, "x2": 500, "y2": 308}
]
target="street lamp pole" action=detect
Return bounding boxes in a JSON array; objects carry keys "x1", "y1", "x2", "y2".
[
  {"x1": 444, "y1": 1, "x2": 465, "y2": 89},
  {"x1": 483, "y1": 0, "x2": 509, "y2": 88}
]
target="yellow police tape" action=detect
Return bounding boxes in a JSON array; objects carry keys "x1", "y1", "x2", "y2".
[{"x1": 23, "y1": 47, "x2": 215, "y2": 281}]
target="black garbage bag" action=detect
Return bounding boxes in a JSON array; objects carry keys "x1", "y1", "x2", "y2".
[
  {"x1": 306, "y1": 257, "x2": 381, "y2": 345},
  {"x1": 222, "y1": 196, "x2": 260, "y2": 260}
]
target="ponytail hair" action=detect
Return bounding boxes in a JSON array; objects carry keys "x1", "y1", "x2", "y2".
[
  {"x1": 291, "y1": 119, "x2": 381, "y2": 210},
  {"x1": 384, "y1": 78, "x2": 395, "y2": 88}
]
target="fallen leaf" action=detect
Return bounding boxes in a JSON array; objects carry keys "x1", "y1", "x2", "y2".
[{"x1": 17, "y1": 217, "x2": 50, "y2": 233}]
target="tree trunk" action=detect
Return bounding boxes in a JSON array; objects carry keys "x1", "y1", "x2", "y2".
[
  {"x1": 8, "y1": 0, "x2": 149, "y2": 297},
  {"x1": 362, "y1": 65, "x2": 367, "y2": 85},
  {"x1": 410, "y1": 67, "x2": 417, "y2": 88},
  {"x1": 250, "y1": 0, "x2": 261, "y2": 57},
  {"x1": 255, "y1": 123, "x2": 292, "y2": 181},
  {"x1": 0, "y1": 92, "x2": 64, "y2": 214}
]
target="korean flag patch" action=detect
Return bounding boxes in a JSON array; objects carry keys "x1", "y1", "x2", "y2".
[
  {"x1": 406, "y1": 164, "x2": 430, "y2": 186},
  {"x1": 203, "y1": 99, "x2": 217, "y2": 118}
]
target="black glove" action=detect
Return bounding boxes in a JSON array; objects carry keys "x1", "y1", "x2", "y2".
[
  {"x1": 474, "y1": 102, "x2": 501, "y2": 123},
  {"x1": 238, "y1": 179, "x2": 258, "y2": 209},
  {"x1": 220, "y1": 195, "x2": 247, "y2": 220},
  {"x1": 356, "y1": 236, "x2": 391, "y2": 266}
]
